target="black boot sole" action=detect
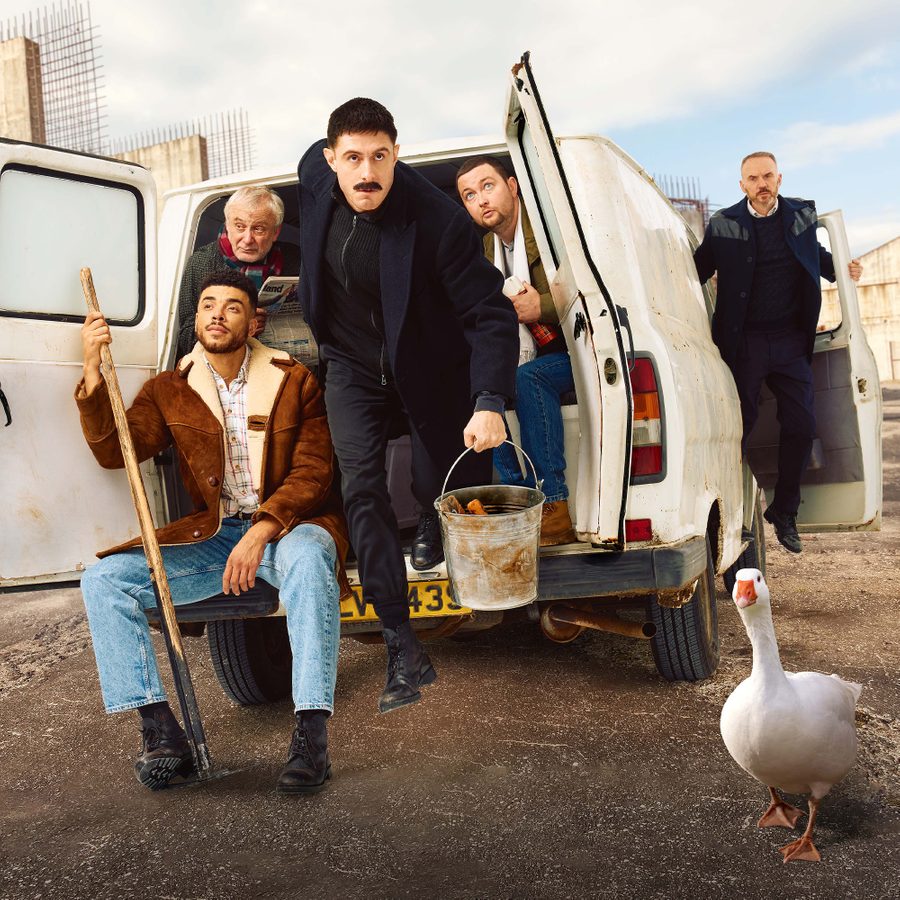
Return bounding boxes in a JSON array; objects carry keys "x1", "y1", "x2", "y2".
[
  {"x1": 775, "y1": 537, "x2": 802, "y2": 553},
  {"x1": 410, "y1": 551, "x2": 445, "y2": 571},
  {"x1": 134, "y1": 754, "x2": 195, "y2": 791},
  {"x1": 275, "y1": 765, "x2": 332, "y2": 795},
  {"x1": 378, "y1": 665, "x2": 437, "y2": 714}
]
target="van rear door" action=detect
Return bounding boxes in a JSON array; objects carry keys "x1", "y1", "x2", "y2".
[
  {"x1": 505, "y1": 52, "x2": 632, "y2": 547},
  {"x1": 746, "y1": 210, "x2": 882, "y2": 531},
  {"x1": 0, "y1": 141, "x2": 159, "y2": 588}
]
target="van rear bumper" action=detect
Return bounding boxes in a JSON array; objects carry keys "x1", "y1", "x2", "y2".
[{"x1": 536, "y1": 535, "x2": 707, "y2": 601}]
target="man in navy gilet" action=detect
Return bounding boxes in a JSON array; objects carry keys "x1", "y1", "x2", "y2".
[{"x1": 694, "y1": 152, "x2": 862, "y2": 553}]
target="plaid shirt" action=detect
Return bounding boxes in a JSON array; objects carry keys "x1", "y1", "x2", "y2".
[{"x1": 204, "y1": 348, "x2": 259, "y2": 516}]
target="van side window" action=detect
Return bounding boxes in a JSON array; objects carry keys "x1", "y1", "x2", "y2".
[
  {"x1": 816, "y1": 225, "x2": 842, "y2": 334},
  {"x1": 0, "y1": 165, "x2": 143, "y2": 324},
  {"x1": 517, "y1": 127, "x2": 564, "y2": 272}
]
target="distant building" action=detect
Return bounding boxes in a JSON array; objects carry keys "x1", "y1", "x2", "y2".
[
  {"x1": 656, "y1": 175, "x2": 709, "y2": 239},
  {"x1": 0, "y1": 36, "x2": 45, "y2": 143},
  {"x1": 1, "y1": 3, "x2": 255, "y2": 215},
  {"x1": 821, "y1": 236, "x2": 900, "y2": 383}
]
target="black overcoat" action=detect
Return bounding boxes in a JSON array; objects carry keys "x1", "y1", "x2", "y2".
[
  {"x1": 296, "y1": 140, "x2": 519, "y2": 481},
  {"x1": 693, "y1": 195, "x2": 836, "y2": 371}
]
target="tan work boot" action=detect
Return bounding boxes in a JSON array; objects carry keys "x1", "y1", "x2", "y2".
[{"x1": 540, "y1": 500, "x2": 577, "y2": 546}]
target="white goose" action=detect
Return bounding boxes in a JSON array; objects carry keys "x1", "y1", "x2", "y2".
[{"x1": 720, "y1": 568, "x2": 862, "y2": 863}]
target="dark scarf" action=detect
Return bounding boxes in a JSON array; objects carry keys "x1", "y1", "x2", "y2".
[{"x1": 217, "y1": 229, "x2": 284, "y2": 289}]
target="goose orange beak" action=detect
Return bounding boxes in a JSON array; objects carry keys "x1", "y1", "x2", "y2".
[{"x1": 735, "y1": 579, "x2": 757, "y2": 609}]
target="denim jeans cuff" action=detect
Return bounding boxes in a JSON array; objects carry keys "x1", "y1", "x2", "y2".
[
  {"x1": 293, "y1": 702, "x2": 334, "y2": 715},
  {"x1": 104, "y1": 695, "x2": 168, "y2": 715}
]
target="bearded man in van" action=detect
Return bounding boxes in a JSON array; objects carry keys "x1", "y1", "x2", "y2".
[
  {"x1": 77, "y1": 270, "x2": 348, "y2": 794},
  {"x1": 457, "y1": 156, "x2": 576, "y2": 546},
  {"x1": 296, "y1": 98, "x2": 519, "y2": 714},
  {"x1": 175, "y1": 185, "x2": 300, "y2": 357},
  {"x1": 694, "y1": 152, "x2": 862, "y2": 553}
]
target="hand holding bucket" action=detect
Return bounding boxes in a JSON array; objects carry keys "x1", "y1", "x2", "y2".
[{"x1": 434, "y1": 441, "x2": 544, "y2": 611}]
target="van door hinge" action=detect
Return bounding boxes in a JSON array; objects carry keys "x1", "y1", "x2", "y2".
[
  {"x1": 573, "y1": 312, "x2": 587, "y2": 340},
  {"x1": 857, "y1": 377, "x2": 868, "y2": 394}
]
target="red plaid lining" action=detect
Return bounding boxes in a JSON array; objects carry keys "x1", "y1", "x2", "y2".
[{"x1": 527, "y1": 322, "x2": 561, "y2": 347}]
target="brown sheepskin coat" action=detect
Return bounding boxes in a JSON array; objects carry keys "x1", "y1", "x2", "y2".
[{"x1": 75, "y1": 338, "x2": 350, "y2": 596}]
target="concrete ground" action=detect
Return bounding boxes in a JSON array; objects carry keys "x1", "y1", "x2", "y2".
[{"x1": 1, "y1": 391, "x2": 898, "y2": 900}]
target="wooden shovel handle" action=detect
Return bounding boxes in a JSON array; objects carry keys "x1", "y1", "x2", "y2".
[{"x1": 79, "y1": 268, "x2": 211, "y2": 776}]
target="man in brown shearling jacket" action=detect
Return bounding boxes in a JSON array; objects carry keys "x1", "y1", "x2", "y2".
[{"x1": 77, "y1": 269, "x2": 349, "y2": 794}]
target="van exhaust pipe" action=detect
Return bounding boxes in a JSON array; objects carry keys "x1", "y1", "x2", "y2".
[{"x1": 541, "y1": 603, "x2": 656, "y2": 643}]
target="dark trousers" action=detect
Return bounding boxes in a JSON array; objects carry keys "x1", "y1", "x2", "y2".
[
  {"x1": 733, "y1": 328, "x2": 816, "y2": 516},
  {"x1": 323, "y1": 357, "x2": 443, "y2": 628}
]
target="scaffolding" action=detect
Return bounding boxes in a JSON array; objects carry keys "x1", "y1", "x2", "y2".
[
  {"x1": 0, "y1": 0, "x2": 106, "y2": 154},
  {"x1": 111, "y1": 109, "x2": 257, "y2": 179},
  {"x1": 655, "y1": 174, "x2": 711, "y2": 230}
]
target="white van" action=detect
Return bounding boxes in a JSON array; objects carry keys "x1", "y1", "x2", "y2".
[{"x1": 0, "y1": 55, "x2": 882, "y2": 702}]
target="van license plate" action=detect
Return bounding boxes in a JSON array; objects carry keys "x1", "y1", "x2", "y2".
[{"x1": 341, "y1": 581, "x2": 470, "y2": 622}]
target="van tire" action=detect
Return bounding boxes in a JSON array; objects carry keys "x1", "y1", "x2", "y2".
[
  {"x1": 647, "y1": 533, "x2": 719, "y2": 682},
  {"x1": 723, "y1": 491, "x2": 767, "y2": 595},
  {"x1": 207, "y1": 618, "x2": 292, "y2": 706}
]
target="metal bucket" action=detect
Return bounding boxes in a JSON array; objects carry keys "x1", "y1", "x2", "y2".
[{"x1": 434, "y1": 443, "x2": 544, "y2": 611}]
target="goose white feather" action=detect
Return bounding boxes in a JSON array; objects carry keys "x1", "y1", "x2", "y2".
[{"x1": 719, "y1": 568, "x2": 861, "y2": 862}]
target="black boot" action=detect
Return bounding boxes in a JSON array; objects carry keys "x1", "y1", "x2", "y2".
[
  {"x1": 764, "y1": 505, "x2": 802, "y2": 554},
  {"x1": 411, "y1": 511, "x2": 444, "y2": 570},
  {"x1": 134, "y1": 704, "x2": 194, "y2": 790},
  {"x1": 379, "y1": 622, "x2": 437, "y2": 714},
  {"x1": 276, "y1": 710, "x2": 331, "y2": 794}
]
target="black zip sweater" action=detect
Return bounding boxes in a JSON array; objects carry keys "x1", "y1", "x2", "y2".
[
  {"x1": 319, "y1": 187, "x2": 505, "y2": 413},
  {"x1": 321, "y1": 193, "x2": 389, "y2": 378},
  {"x1": 745, "y1": 206, "x2": 804, "y2": 331}
]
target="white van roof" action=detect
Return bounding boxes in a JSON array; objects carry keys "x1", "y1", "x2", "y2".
[{"x1": 161, "y1": 135, "x2": 507, "y2": 201}]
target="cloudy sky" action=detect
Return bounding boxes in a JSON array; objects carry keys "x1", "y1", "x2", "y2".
[{"x1": 9, "y1": 0, "x2": 900, "y2": 255}]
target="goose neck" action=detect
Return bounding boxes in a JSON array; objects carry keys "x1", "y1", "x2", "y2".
[{"x1": 745, "y1": 607, "x2": 785, "y2": 682}]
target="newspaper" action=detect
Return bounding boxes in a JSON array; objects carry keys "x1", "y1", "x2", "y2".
[{"x1": 256, "y1": 277, "x2": 318, "y2": 368}]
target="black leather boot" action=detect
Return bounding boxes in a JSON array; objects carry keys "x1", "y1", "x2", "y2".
[
  {"x1": 411, "y1": 511, "x2": 444, "y2": 570},
  {"x1": 134, "y1": 705, "x2": 194, "y2": 790},
  {"x1": 379, "y1": 622, "x2": 437, "y2": 714},
  {"x1": 764, "y1": 505, "x2": 802, "y2": 553},
  {"x1": 276, "y1": 710, "x2": 331, "y2": 794}
]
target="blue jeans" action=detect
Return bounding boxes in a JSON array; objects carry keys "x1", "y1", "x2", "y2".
[
  {"x1": 495, "y1": 352, "x2": 575, "y2": 502},
  {"x1": 81, "y1": 520, "x2": 340, "y2": 715}
]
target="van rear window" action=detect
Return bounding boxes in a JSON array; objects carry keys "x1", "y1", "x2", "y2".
[{"x1": 0, "y1": 165, "x2": 144, "y2": 325}]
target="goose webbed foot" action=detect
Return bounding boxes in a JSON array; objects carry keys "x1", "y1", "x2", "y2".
[
  {"x1": 758, "y1": 787, "x2": 804, "y2": 829},
  {"x1": 780, "y1": 797, "x2": 822, "y2": 863}
]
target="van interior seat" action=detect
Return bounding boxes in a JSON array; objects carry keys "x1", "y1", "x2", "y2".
[{"x1": 144, "y1": 579, "x2": 280, "y2": 624}]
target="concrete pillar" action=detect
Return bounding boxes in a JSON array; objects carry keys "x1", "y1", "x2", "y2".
[
  {"x1": 0, "y1": 36, "x2": 46, "y2": 143},
  {"x1": 114, "y1": 134, "x2": 209, "y2": 222},
  {"x1": 679, "y1": 207, "x2": 704, "y2": 241}
]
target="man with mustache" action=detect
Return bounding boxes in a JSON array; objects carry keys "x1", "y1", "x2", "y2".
[
  {"x1": 175, "y1": 186, "x2": 300, "y2": 357},
  {"x1": 456, "y1": 155, "x2": 576, "y2": 546},
  {"x1": 77, "y1": 270, "x2": 348, "y2": 793},
  {"x1": 694, "y1": 152, "x2": 862, "y2": 553},
  {"x1": 296, "y1": 98, "x2": 518, "y2": 713}
]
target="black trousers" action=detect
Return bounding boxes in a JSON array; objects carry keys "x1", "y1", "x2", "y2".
[
  {"x1": 323, "y1": 357, "x2": 444, "y2": 628},
  {"x1": 733, "y1": 328, "x2": 816, "y2": 516}
]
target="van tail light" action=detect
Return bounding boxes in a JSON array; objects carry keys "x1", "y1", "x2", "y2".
[
  {"x1": 630, "y1": 358, "x2": 663, "y2": 479},
  {"x1": 625, "y1": 518, "x2": 653, "y2": 542}
]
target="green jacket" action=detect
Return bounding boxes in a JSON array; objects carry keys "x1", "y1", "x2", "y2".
[{"x1": 483, "y1": 205, "x2": 558, "y2": 326}]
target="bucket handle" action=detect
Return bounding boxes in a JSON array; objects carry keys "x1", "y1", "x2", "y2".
[{"x1": 440, "y1": 440, "x2": 541, "y2": 499}]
